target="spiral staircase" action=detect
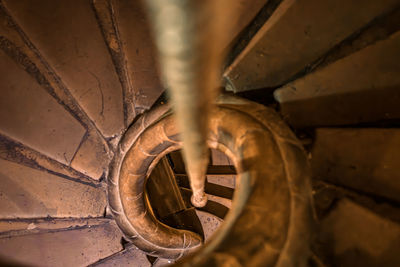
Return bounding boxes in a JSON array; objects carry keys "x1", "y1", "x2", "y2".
[{"x1": 0, "y1": 0, "x2": 400, "y2": 266}]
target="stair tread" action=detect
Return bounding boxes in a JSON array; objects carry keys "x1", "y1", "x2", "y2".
[
  {"x1": 114, "y1": 0, "x2": 164, "y2": 111},
  {"x1": 0, "y1": 221, "x2": 123, "y2": 267},
  {"x1": 0, "y1": 217, "x2": 110, "y2": 235},
  {"x1": 311, "y1": 128, "x2": 400, "y2": 203},
  {"x1": 70, "y1": 132, "x2": 111, "y2": 180},
  {"x1": 317, "y1": 198, "x2": 400, "y2": 266},
  {"x1": 0, "y1": 50, "x2": 85, "y2": 165},
  {"x1": 0, "y1": 3, "x2": 113, "y2": 180},
  {"x1": 275, "y1": 30, "x2": 400, "y2": 127},
  {"x1": 225, "y1": 0, "x2": 268, "y2": 48},
  {"x1": 92, "y1": 245, "x2": 151, "y2": 267},
  {"x1": 195, "y1": 210, "x2": 223, "y2": 242},
  {"x1": 276, "y1": 31, "x2": 400, "y2": 101},
  {"x1": 0, "y1": 134, "x2": 101, "y2": 186},
  {"x1": 0, "y1": 159, "x2": 107, "y2": 219},
  {"x1": 4, "y1": 0, "x2": 125, "y2": 137},
  {"x1": 224, "y1": 0, "x2": 399, "y2": 92}
]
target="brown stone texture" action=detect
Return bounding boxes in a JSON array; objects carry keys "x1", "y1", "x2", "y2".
[
  {"x1": 0, "y1": 2, "x2": 112, "y2": 180},
  {"x1": 92, "y1": 0, "x2": 136, "y2": 126},
  {"x1": 226, "y1": 0, "x2": 268, "y2": 47},
  {"x1": 195, "y1": 210, "x2": 223, "y2": 242},
  {"x1": 114, "y1": 0, "x2": 164, "y2": 110},
  {"x1": 207, "y1": 175, "x2": 236, "y2": 189},
  {"x1": 70, "y1": 132, "x2": 111, "y2": 179},
  {"x1": 225, "y1": 0, "x2": 400, "y2": 92},
  {"x1": 0, "y1": 159, "x2": 107, "y2": 218},
  {"x1": 0, "y1": 134, "x2": 100, "y2": 186},
  {"x1": 0, "y1": 0, "x2": 399, "y2": 265},
  {"x1": 93, "y1": 245, "x2": 151, "y2": 267},
  {"x1": 207, "y1": 194, "x2": 232, "y2": 209},
  {"x1": 0, "y1": 221, "x2": 123, "y2": 267},
  {"x1": 208, "y1": 150, "x2": 236, "y2": 188},
  {"x1": 4, "y1": 0, "x2": 125, "y2": 138},
  {"x1": 318, "y1": 199, "x2": 400, "y2": 267},
  {"x1": 0, "y1": 50, "x2": 85, "y2": 165},
  {"x1": 0, "y1": 217, "x2": 110, "y2": 235},
  {"x1": 311, "y1": 128, "x2": 400, "y2": 203},
  {"x1": 275, "y1": 31, "x2": 400, "y2": 127},
  {"x1": 211, "y1": 149, "x2": 233, "y2": 166},
  {"x1": 153, "y1": 258, "x2": 175, "y2": 267}
]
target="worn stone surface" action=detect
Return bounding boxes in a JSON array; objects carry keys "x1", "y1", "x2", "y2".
[
  {"x1": 70, "y1": 132, "x2": 111, "y2": 180},
  {"x1": 114, "y1": 0, "x2": 164, "y2": 111},
  {"x1": 0, "y1": 133, "x2": 100, "y2": 186},
  {"x1": 195, "y1": 210, "x2": 223, "y2": 242},
  {"x1": 0, "y1": 3, "x2": 113, "y2": 180},
  {"x1": 92, "y1": 0, "x2": 136, "y2": 126},
  {"x1": 226, "y1": 0, "x2": 268, "y2": 47},
  {"x1": 0, "y1": 50, "x2": 85, "y2": 165},
  {"x1": 207, "y1": 175, "x2": 236, "y2": 189},
  {"x1": 93, "y1": 245, "x2": 151, "y2": 267},
  {"x1": 211, "y1": 148, "x2": 233, "y2": 166},
  {"x1": 153, "y1": 258, "x2": 174, "y2": 267},
  {"x1": 0, "y1": 159, "x2": 107, "y2": 218},
  {"x1": 225, "y1": 0, "x2": 400, "y2": 92},
  {"x1": 0, "y1": 221, "x2": 123, "y2": 267},
  {"x1": 275, "y1": 31, "x2": 400, "y2": 127},
  {"x1": 0, "y1": 218, "x2": 111, "y2": 235},
  {"x1": 311, "y1": 128, "x2": 400, "y2": 202},
  {"x1": 3, "y1": 1, "x2": 398, "y2": 265},
  {"x1": 207, "y1": 194, "x2": 232, "y2": 209},
  {"x1": 313, "y1": 180, "x2": 400, "y2": 225},
  {"x1": 4, "y1": 0, "x2": 125, "y2": 137},
  {"x1": 306, "y1": 7, "x2": 400, "y2": 77},
  {"x1": 317, "y1": 199, "x2": 400, "y2": 266}
]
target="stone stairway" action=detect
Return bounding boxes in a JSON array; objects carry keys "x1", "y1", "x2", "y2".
[{"x1": 0, "y1": 0, "x2": 399, "y2": 266}]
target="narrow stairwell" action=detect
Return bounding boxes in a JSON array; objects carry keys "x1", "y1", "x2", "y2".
[{"x1": 0, "y1": 0, "x2": 399, "y2": 266}]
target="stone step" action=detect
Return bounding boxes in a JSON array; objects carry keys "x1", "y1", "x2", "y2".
[
  {"x1": 0, "y1": 133, "x2": 100, "y2": 187},
  {"x1": 0, "y1": 159, "x2": 106, "y2": 219},
  {"x1": 195, "y1": 210, "x2": 223, "y2": 242},
  {"x1": 224, "y1": 0, "x2": 400, "y2": 92},
  {"x1": 0, "y1": 220, "x2": 123, "y2": 267},
  {"x1": 0, "y1": 50, "x2": 85, "y2": 165},
  {"x1": 275, "y1": 30, "x2": 400, "y2": 127},
  {"x1": 70, "y1": 131, "x2": 112, "y2": 179},
  {"x1": 311, "y1": 128, "x2": 400, "y2": 203},
  {"x1": 316, "y1": 198, "x2": 400, "y2": 266},
  {"x1": 0, "y1": 3, "x2": 113, "y2": 179},
  {"x1": 112, "y1": 0, "x2": 164, "y2": 112},
  {"x1": 112, "y1": 0, "x2": 267, "y2": 112},
  {"x1": 3, "y1": 0, "x2": 125, "y2": 137},
  {"x1": 224, "y1": 0, "x2": 268, "y2": 49},
  {"x1": 313, "y1": 180, "x2": 400, "y2": 225},
  {"x1": 91, "y1": 245, "x2": 151, "y2": 267},
  {"x1": 0, "y1": 217, "x2": 111, "y2": 236},
  {"x1": 92, "y1": 0, "x2": 137, "y2": 126}
]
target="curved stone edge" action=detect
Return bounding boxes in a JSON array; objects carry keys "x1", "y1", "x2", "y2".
[
  {"x1": 108, "y1": 96, "x2": 314, "y2": 264},
  {"x1": 108, "y1": 104, "x2": 202, "y2": 259}
]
